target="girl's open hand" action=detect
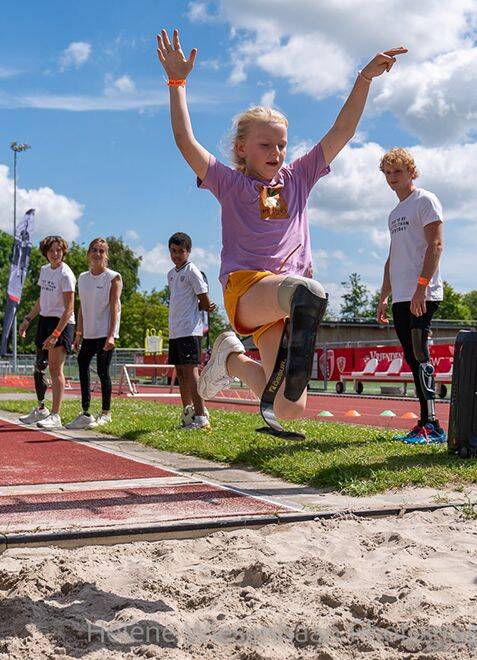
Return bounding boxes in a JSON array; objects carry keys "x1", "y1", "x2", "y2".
[
  {"x1": 361, "y1": 47, "x2": 408, "y2": 79},
  {"x1": 157, "y1": 29, "x2": 197, "y2": 80}
]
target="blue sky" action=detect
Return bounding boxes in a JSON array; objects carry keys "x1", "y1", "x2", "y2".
[{"x1": 1, "y1": 0, "x2": 476, "y2": 313}]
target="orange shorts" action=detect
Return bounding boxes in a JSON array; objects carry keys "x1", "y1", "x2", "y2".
[{"x1": 223, "y1": 270, "x2": 285, "y2": 346}]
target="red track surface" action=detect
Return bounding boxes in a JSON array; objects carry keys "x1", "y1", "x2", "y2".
[
  {"x1": 0, "y1": 483, "x2": 287, "y2": 533},
  {"x1": 0, "y1": 421, "x2": 173, "y2": 486}
]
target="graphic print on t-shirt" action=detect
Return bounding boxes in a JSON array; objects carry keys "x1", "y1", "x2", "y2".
[
  {"x1": 390, "y1": 215, "x2": 409, "y2": 235},
  {"x1": 257, "y1": 184, "x2": 288, "y2": 220}
]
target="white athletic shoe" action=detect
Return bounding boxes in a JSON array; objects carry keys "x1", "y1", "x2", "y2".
[
  {"x1": 198, "y1": 331, "x2": 245, "y2": 399},
  {"x1": 183, "y1": 415, "x2": 211, "y2": 431},
  {"x1": 64, "y1": 413, "x2": 98, "y2": 430},
  {"x1": 37, "y1": 413, "x2": 63, "y2": 429},
  {"x1": 19, "y1": 406, "x2": 50, "y2": 425},
  {"x1": 179, "y1": 404, "x2": 210, "y2": 428},
  {"x1": 95, "y1": 414, "x2": 112, "y2": 426}
]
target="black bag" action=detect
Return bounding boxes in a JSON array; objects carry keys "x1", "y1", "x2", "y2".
[{"x1": 448, "y1": 330, "x2": 477, "y2": 458}]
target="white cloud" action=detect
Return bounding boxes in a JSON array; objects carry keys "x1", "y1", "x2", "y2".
[
  {"x1": 307, "y1": 140, "x2": 477, "y2": 233},
  {"x1": 259, "y1": 88, "x2": 276, "y2": 107},
  {"x1": 0, "y1": 66, "x2": 20, "y2": 79},
  {"x1": 105, "y1": 74, "x2": 136, "y2": 95},
  {"x1": 59, "y1": 41, "x2": 92, "y2": 71},
  {"x1": 371, "y1": 47, "x2": 477, "y2": 145},
  {"x1": 0, "y1": 164, "x2": 82, "y2": 242},
  {"x1": 187, "y1": 1, "x2": 217, "y2": 22},
  {"x1": 196, "y1": 0, "x2": 477, "y2": 146},
  {"x1": 136, "y1": 242, "x2": 220, "y2": 275},
  {"x1": 125, "y1": 229, "x2": 140, "y2": 242}
]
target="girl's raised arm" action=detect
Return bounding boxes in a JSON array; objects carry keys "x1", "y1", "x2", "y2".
[
  {"x1": 157, "y1": 28, "x2": 211, "y2": 181},
  {"x1": 320, "y1": 47, "x2": 407, "y2": 166}
]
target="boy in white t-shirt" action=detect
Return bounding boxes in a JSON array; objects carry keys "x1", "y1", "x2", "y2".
[
  {"x1": 167, "y1": 232, "x2": 216, "y2": 429},
  {"x1": 376, "y1": 148, "x2": 446, "y2": 445}
]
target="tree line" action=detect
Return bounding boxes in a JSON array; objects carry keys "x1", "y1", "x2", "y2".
[
  {"x1": 0, "y1": 231, "x2": 228, "y2": 353},
  {"x1": 340, "y1": 273, "x2": 477, "y2": 321}
]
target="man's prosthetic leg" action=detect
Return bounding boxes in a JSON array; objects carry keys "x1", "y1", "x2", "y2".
[
  {"x1": 411, "y1": 328, "x2": 437, "y2": 423},
  {"x1": 257, "y1": 276, "x2": 328, "y2": 438}
]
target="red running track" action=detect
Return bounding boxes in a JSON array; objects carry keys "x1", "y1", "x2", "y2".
[
  {"x1": 0, "y1": 420, "x2": 173, "y2": 486},
  {"x1": 0, "y1": 483, "x2": 288, "y2": 533}
]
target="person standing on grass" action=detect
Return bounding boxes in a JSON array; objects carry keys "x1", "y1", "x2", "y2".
[
  {"x1": 18, "y1": 236, "x2": 75, "y2": 429},
  {"x1": 66, "y1": 238, "x2": 122, "y2": 429},
  {"x1": 376, "y1": 148, "x2": 446, "y2": 445},
  {"x1": 167, "y1": 232, "x2": 216, "y2": 430}
]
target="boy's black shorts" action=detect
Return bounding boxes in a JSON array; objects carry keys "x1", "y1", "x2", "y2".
[{"x1": 168, "y1": 336, "x2": 202, "y2": 366}]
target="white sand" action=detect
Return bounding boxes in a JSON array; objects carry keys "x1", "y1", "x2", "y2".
[{"x1": 0, "y1": 507, "x2": 476, "y2": 659}]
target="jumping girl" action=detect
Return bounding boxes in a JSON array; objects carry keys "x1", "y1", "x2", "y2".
[
  {"x1": 66, "y1": 238, "x2": 122, "y2": 429},
  {"x1": 157, "y1": 28, "x2": 406, "y2": 428},
  {"x1": 19, "y1": 235, "x2": 76, "y2": 429}
]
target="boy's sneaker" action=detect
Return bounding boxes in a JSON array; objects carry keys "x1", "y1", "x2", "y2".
[
  {"x1": 19, "y1": 406, "x2": 50, "y2": 425},
  {"x1": 95, "y1": 414, "x2": 112, "y2": 426},
  {"x1": 37, "y1": 413, "x2": 62, "y2": 429},
  {"x1": 179, "y1": 405, "x2": 210, "y2": 428},
  {"x1": 198, "y1": 331, "x2": 245, "y2": 399},
  {"x1": 392, "y1": 425, "x2": 422, "y2": 442},
  {"x1": 65, "y1": 413, "x2": 97, "y2": 430},
  {"x1": 183, "y1": 415, "x2": 211, "y2": 431},
  {"x1": 404, "y1": 422, "x2": 447, "y2": 445}
]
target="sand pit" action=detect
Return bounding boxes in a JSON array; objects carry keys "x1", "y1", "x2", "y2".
[{"x1": 0, "y1": 507, "x2": 476, "y2": 659}]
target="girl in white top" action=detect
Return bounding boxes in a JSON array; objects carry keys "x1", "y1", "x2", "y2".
[
  {"x1": 66, "y1": 238, "x2": 122, "y2": 430},
  {"x1": 19, "y1": 235, "x2": 76, "y2": 429}
]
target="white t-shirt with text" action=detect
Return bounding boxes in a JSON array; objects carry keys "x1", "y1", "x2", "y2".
[
  {"x1": 388, "y1": 188, "x2": 444, "y2": 302},
  {"x1": 38, "y1": 262, "x2": 76, "y2": 323},
  {"x1": 168, "y1": 262, "x2": 208, "y2": 339},
  {"x1": 78, "y1": 269, "x2": 123, "y2": 339}
]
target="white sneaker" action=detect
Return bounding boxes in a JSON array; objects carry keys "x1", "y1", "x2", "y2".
[
  {"x1": 198, "y1": 331, "x2": 245, "y2": 399},
  {"x1": 179, "y1": 404, "x2": 210, "y2": 427},
  {"x1": 65, "y1": 413, "x2": 97, "y2": 430},
  {"x1": 19, "y1": 406, "x2": 50, "y2": 425},
  {"x1": 37, "y1": 413, "x2": 63, "y2": 429},
  {"x1": 95, "y1": 414, "x2": 112, "y2": 426},
  {"x1": 183, "y1": 415, "x2": 211, "y2": 431}
]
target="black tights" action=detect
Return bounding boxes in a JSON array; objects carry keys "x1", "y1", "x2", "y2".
[
  {"x1": 77, "y1": 338, "x2": 114, "y2": 412},
  {"x1": 392, "y1": 301, "x2": 439, "y2": 425}
]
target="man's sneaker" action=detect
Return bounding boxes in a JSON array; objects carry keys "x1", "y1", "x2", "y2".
[
  {"x1": 19, "y1": 406, "x2": 50, "y2": 425},
  {"x1": 65, "y1": 413, "x2": 97, "y2": 430},
  {"x1": 95, "y1": 414, "x2": 112, "y2": 426},
  {"x1": 404, "y1": 423, "x2": 447, "y2": 445},
  {"x1": 37, "y1": 413, "x2": 63, "y2": 429},
  {"x1": 198, "y1": 331, "x2": 245, "y2": 399},
  {"x1": 392, "y1": 425, "x2": 422, "y2": 442},
  {"x1": 183, "y1": 415, "x2": 211, "y2": 431}
]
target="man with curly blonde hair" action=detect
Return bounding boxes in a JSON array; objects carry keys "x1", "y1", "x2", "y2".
[{"x1": 377, "y1": 148, "x2": 446, "y2": 445}]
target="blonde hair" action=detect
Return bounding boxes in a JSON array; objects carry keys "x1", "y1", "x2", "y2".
[
  {"x1": 87, "y1": 237, "x2": 109, "y2": 255},
  {"x1": 230, "y1": 106, "x2": 288, "y2": 173},
  {"x1": 379, "y1": 147, "x2": 419, "y2": 180}
]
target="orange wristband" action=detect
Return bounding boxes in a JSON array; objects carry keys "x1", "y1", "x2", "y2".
[
  {"x1": 52, "y1": 329, "x2": 61, "y2": 338},
  {"x1": 167, "y1": 79, "x2": 186, "y2": 87},
  {"x1": 418, "y1": 276, "x2": 430, "y2": 286}
]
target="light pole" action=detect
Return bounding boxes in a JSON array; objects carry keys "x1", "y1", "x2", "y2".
[{"x1": 10, "y1": 141, "x2": 31, "y2": 373}]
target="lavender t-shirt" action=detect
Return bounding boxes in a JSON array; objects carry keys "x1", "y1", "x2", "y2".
[{"x1": 198, "y1": 143, "x2": 330, "y2": 285}]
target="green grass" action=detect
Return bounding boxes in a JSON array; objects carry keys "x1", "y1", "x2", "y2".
[{"x1": 1, "y1": 398, "x2": 474, "y2": 497}]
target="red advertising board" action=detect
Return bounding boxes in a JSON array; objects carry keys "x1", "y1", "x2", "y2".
[{"x1": 314, "y1": 344, "x2": 453, "y2": 380}]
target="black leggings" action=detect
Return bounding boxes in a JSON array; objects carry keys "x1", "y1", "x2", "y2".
[
  {"x1": 77, "y1": 338, "x2": 114, "y2": 412},
  {"x1": 392, "y1": 301, "x2": 439, "y2": 424}
]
